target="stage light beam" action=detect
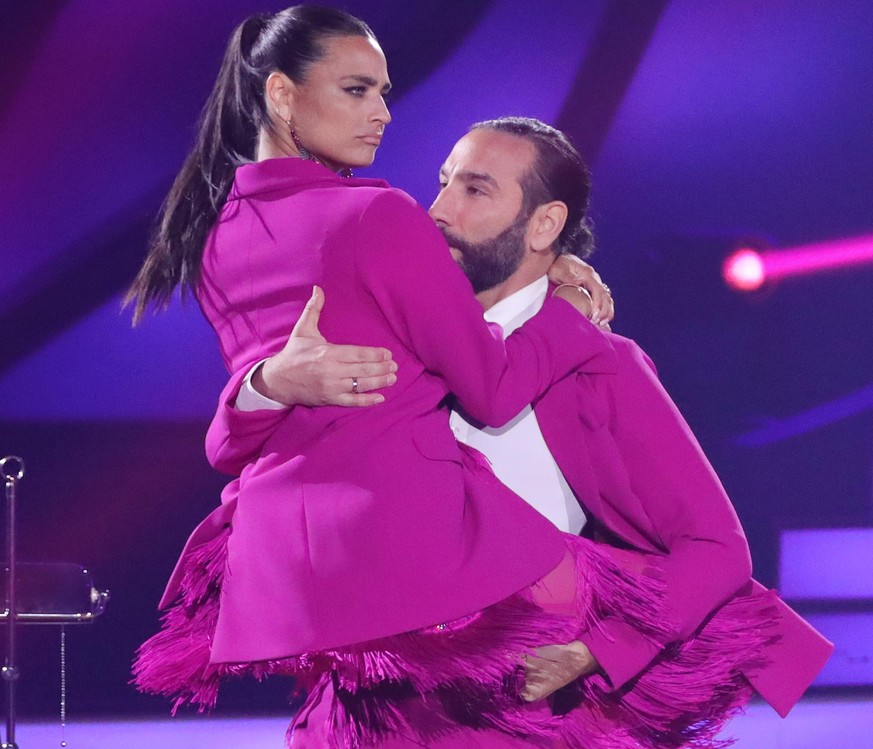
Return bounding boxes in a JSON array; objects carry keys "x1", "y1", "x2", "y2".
[{"x1": 723, "y1": 234, "x2": 873, "y2": 292}]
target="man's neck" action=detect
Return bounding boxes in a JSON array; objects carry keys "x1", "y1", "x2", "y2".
[{"x1": 476, "y1": 267, "x2": 548, "y2": 311}]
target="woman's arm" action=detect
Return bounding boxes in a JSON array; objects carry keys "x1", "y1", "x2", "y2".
[
  {"x1": 355, "y1": 189, "x2": 613, "y2": 426},
  {"x1": 205, "y1": 187, "x2": 612, "y2": 473}
]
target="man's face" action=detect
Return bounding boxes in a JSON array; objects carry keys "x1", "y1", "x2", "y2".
[{"x1": 429, "y1": 129, "x2": 536, "y2": 292}]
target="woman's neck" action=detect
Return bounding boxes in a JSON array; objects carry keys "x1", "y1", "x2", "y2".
[
  {"x1": 257, "y1": 129, "x2": 296, "y2": 162},
  {"x1": 255, "y1": 129, "x2": 345, "y2": 174}
]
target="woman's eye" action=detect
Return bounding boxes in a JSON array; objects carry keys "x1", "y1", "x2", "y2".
[
  {"x1": 344, "y1": 86, "x2": 366, "y2": 96},
  {"x1": 438, "y1": 182, "x2": 447, "y2": 190}
]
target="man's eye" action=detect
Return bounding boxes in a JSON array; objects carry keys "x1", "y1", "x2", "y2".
[{"x1": 467, "y1": 186, "x2": 484, "y2": 196}]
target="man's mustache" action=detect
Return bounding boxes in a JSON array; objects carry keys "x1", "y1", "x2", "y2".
[{"x1": 439, "y1": 228, "x2": 470, "y2": 254}]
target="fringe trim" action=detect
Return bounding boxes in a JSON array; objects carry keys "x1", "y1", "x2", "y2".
[
  {"x1": 554, "y1": 592, "x2": 779, "y2": 749},
  {"x1": 133, "y1": 528, "x2": 775, "y2": 749},
  {"x1": 317, "y1": 537, "x2": 662, "y2": 749},
  {"x1": 131, "y1": 526, "x2": 229, "y2": 714}
]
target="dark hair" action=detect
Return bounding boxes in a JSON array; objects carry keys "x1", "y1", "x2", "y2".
[
  {"x1": 126, "y1": 6, "x2": 375, "y2": 324},
  {"x1": 469, "y1": 117, "x2": 594, "y2": 259}
]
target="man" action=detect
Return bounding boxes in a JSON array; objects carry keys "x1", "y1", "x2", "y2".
[
  {"x1": 427, "y1": 118, "x2": 832, "y2": 703},
  {"x1": 208, "y1": 118, "x2": 831, "y2": 743}
]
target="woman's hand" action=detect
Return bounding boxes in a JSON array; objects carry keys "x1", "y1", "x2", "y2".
[
  {"x1": 521, "y1": 640, "x2": 600, "y2": 702},
  {"x1": 254, "y1": 286, "x2": 398, "y2": 407},
  {"x1": 547, "y1": 255, "x2": 614, "y2": 327}
]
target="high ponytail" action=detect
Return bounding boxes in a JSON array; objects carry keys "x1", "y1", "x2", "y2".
[{"x1": 126, "y1": 6, "x2": 375, "y2": 324}]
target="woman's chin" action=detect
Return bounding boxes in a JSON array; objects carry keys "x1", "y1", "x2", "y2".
[
  {"x1": 351, "y1": 147, "x2": 380, "y2": 169},
  {"x1": 351, "y1": 156, "x2": 378, "y2": 170}
]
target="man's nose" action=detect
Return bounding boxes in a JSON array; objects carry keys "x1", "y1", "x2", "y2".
[{"x1": 428, "y1": 189, "x2": 452, "y2": 226}]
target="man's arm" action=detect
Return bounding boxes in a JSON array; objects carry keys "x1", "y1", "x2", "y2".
[
  {"x1": 577, "y1": 336, "x2": 753, "y2": 689},
  {"x1": 205, "y1": 287, "x2": 398, "y2": 475}
]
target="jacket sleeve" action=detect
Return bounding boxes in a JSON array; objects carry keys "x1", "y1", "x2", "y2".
[
  {"x1": 204, "y1": 362, "x2": 290, "y2": 475},
  {"x1": 203, "y1": 186, "x2": 613, "y2": 473},
  {"x1": 355, "y1": 189, "x2": 614, "y2": 426},
  {"x1": 579, "y1": 338, "x2": 753, "y2": 688}
]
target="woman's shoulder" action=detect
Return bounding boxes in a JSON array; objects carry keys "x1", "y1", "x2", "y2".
[
  {"x1": 345, "y1": 181, "x2": 422, "y2": 215},
  {"x1": 351, "y1": 186, "x2": 455, "y2": 285},
  {"x1": 351, "y1": 185, "x2": 438, "y2": 239}
]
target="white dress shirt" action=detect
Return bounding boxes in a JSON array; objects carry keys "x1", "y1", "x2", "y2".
[
  {"x1": 236, "y1": 359, "x2": 285, "y2": 412},
  {"x1": 449, "y1": 276, "x2": 586, "y2": 534},
  {"x1": 237, "y1": 275, "x2": 585, "y2": 534}
]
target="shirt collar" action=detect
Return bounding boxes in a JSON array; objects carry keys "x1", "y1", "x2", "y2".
[
  {"x1": 483, "y1": 275, "x2": 549, "y2": 335},
  {"x1": 230, "y1": 157, "x2": 387, "y2": 199}
]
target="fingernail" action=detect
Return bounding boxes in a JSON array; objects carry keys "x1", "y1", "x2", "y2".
[
  {"x1": 374, "y1": 395, "x2": 385, "y2": 404},
  {"x1": 387, "y1": 374, "x2": 397, "y2": 385},
  {"x1": 389, "y1": 362, "x2": 398, "y2": 373}
]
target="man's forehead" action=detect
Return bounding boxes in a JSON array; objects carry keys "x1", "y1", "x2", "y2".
[{"x1": 440, "y1": 129, "x2": 535, "y2": 182}]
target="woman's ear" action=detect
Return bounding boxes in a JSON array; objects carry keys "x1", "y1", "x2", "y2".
[{"x1": 265, "y1": 71, "x2": 295, "y2": 122}]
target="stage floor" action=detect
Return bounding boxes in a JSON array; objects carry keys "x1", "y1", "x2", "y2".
[{"x1": 14, "y1": 694, "x2": 871, "y2": 748}]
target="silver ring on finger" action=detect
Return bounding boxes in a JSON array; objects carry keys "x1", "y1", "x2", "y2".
[
  {"x1": 351, "y1": 377, "x2": 359, "y2": 394},
  {"x1": 602, "y1": 284, "x2": 612, "y2": 295}
]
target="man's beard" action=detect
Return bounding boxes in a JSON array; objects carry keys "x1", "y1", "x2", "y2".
[{"x1": 440, "y1": 213, "x2": 529, "y2": 294}]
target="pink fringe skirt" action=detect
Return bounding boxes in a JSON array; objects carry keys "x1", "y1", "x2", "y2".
[{"x1": 133, "y1": 528, "x2": 775, "y2": 749}]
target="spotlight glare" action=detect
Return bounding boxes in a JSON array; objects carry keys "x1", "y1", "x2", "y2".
[{"x1": 723, "y1": 248, "x2": 765, "y2": 291}]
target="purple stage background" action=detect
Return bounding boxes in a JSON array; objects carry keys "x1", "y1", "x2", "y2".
[{"x1": 1, "y1": 0, "x2": 871, "y2": 723}]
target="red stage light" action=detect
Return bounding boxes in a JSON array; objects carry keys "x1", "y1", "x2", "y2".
[{"x1": 723, "y1": 248, "x2": 765, "y2": 291}]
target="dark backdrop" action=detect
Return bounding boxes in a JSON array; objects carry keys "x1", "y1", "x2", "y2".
[{"x1": 1, "y1": 0, "x2": 871, "y2": 717}]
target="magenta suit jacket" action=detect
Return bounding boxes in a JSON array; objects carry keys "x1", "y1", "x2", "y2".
[
  {"x1": 532, "y1": 332, "x2": 832, "y2": 716},
  {"x1": 167, "y1": 158, "x2": 615, "y2": 663}
]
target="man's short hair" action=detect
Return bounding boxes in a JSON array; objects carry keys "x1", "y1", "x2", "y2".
[{"x1": 469, "y1": 117, "x2": 594, "y2": 258}]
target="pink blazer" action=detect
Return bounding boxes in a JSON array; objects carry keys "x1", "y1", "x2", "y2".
[
  {"x1": 532, "y1": 332, "x2": 832, "y2": 716},
  {"x1": 166, "y1": 158, "x2": 614, "y2": 663},
  {"x1": 202, "y1": 295, "x2": 832, "y2": 716}
]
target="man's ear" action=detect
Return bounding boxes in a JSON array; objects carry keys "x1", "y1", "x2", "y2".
[
  {"x1": 265, "y1": 71, "x2": 296, "y2": 122},
  {"x1": 528, "y1": 201, "x2": 568, "y2": 254}
]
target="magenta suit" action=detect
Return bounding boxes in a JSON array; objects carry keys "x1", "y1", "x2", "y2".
[
  {"x1": 135, "y1": 158, "x2": 808, "y2": 748},
  {"x1": 167, "y1": 158, "x2": 613, "y2": 659},
  {"x1": 136, "y1": 158, "x2": 673, "y2": 737},
  {"x1": 286, "y1": 334, "x2": 833, "y2": 749},
  {"x1": 531, "y1": 332, "x2": 832, "y2": 717},
  {"x1": 284, "y1": 330, "x2": 832, "y2": 748}
]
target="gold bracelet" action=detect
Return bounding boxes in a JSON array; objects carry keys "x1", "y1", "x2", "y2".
[
  {"x1": 553, "y1": 284, "x2": 594, "y2": 318},
  {"x1": 554, "y1": 283, "x2": 592, "y2": 298}
]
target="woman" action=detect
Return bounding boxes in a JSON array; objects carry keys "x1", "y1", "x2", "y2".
[{"x1": 127, "y1": 7, "x2": 742, "y2": 749}]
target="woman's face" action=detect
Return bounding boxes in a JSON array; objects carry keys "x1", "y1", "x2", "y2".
[{"x1": 290, "y1": 35, "x2": 392, "y2": 171}]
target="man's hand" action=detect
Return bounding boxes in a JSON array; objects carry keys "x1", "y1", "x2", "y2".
[
  {"x1": 521, "y1": 640, "x2": 600, "y2": 702},
  {"x1": 547, "y1": 256, "x2": 614, "y2": 327},
  {"x1": 253, "y1": 286, "x2": 398, "y2": 407}
]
